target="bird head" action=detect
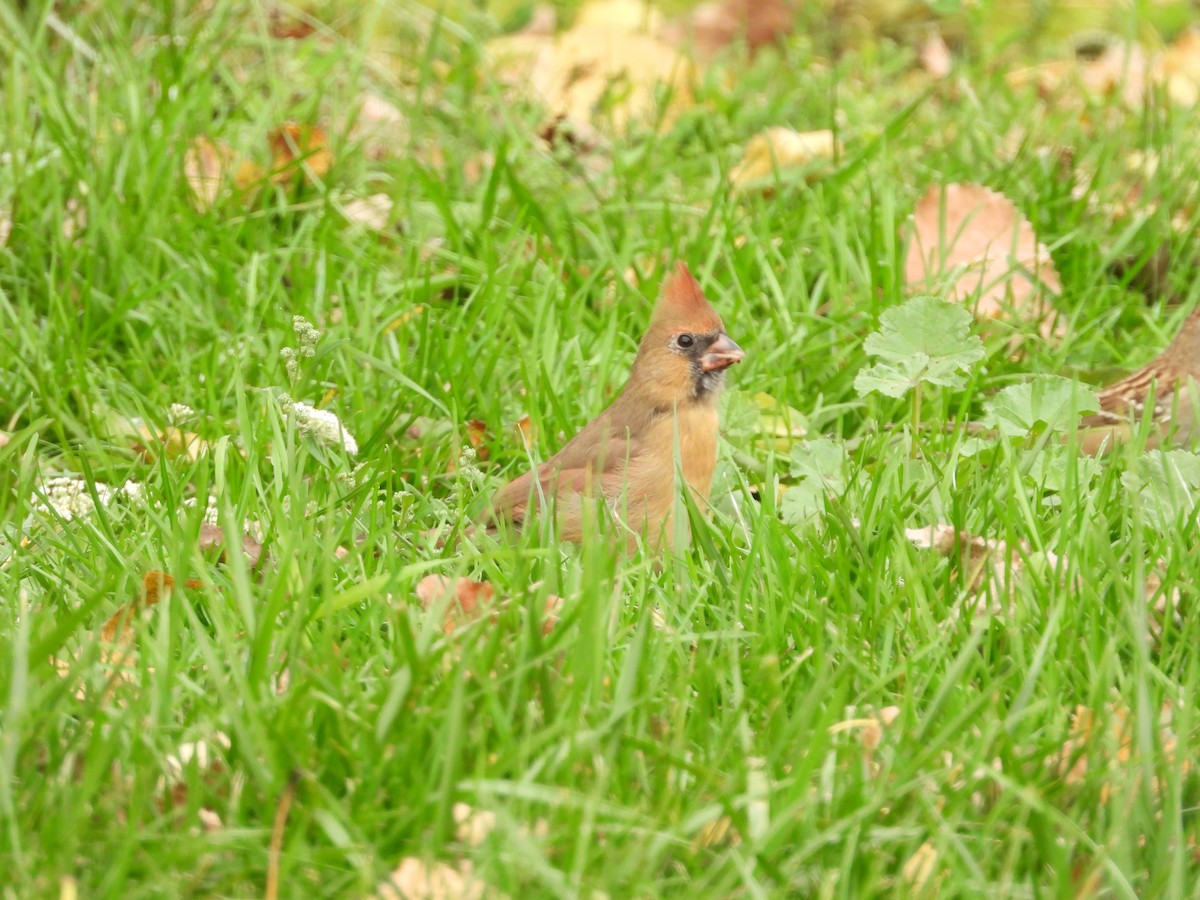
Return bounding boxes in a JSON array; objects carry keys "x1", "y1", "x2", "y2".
[{"x1": 629, "y1": 262, "x2": 744, "y2": 406}]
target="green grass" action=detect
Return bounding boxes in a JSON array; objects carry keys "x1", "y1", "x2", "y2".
[{"x1": 2, "y1": 1, "x2": 1199, "y2": 896}]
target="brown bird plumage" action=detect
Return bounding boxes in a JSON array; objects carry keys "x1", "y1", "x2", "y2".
[
  {"x1": 1077, "y1": 307, "x2": 1200, "y2": 454},
  {"x1": 486, "y1": 262, "x2": 744, "y2": 550}
]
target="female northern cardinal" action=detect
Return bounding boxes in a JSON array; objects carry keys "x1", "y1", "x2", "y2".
[
  {"x1": 1077, "y1": 306, "x2": 1200, "y2": 454},
  {"x1": 486, "y1": 262, "x2": 744, "y2": 550}
]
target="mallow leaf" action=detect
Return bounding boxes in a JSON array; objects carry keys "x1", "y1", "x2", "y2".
[
  {"x1": 982, "y1": 376, "x2": 1100, "y2": 438},
  {"x1": 854, "y1": 296, "x2": 984, "y2": 399}
]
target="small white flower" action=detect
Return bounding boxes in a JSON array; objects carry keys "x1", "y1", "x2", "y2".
[
  {"x1": 167, "y1": 403, "x2": 196, "y2": 424},
  {"x1": 32, "y1": 476, "x2": 114, "y2": 521},
  {"x1": 279, "y1": 395, "x2": 358, "y2": 455},
  {"x1": 292, "y1": 316, "x2": 320, "y2": 356},
  {"x1": 121, "y1": 481, "x2": 145, "y2": 501},
  {"x1": 184, "y1": 495, "x2": 220, "y2": 526}
]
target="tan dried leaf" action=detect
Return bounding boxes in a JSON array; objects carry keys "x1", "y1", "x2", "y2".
[
  {"x1": 488, "y1": 0, "x2": 693, "y2": 131},
  {"x1": 905, "y1": 183, "x2": 1062, "y2": 339},
  {"x1": 513, "y1": 414, "x2": 537, "y2": 450},
  {"x1": 902, "y1": 841, "x2": 938, "y2": 892},
  {"x1": 918, "y1": 29, "x2": 952, "y2": 79},
  {"x1": 1156, "y1": 27, "x2": 1200, "y2": 107},
  {"x1": 101, "y1": 571, "x2": 176, "y2": 644},
  {"x1": 341, "y1": 194, "x2": 394, "y2": 232},
  {"x1": 692, "y1": 814, "x2": 740, "y2": 850},
  {"x1": 184, "y1": 137, "x2": 237, "y2": 211},
  {"x1": 730, "y1": 128, "x2": 838, "y2": 188},
  {"x1": 198, "y1": 522, "x2": 266, "y2": 570},
  {"x1": 452, "y1": 803, "x2": 497, "y2": 847},
  {"x1": 675, "y1": 0, "x2": 794, "y2": 58},
  {"x1": 268, "y1": 123, "x2": 333, "y2": 184},
  {"x1": 132, "y1": 423, "x2": 207, "y2": 463},
  {"x1": 416, "y1": 575, "x2": 497, "y2": 634},
  {"x1": 376, "y1": 858, "x2": 490, "y2": 900}
]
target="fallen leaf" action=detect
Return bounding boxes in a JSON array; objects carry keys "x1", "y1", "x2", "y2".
[
  {"x1": 671, "y1": 0, "x2": 794, "y2": 58},
  {"x1": 62, "y1": 196, "x2": 87, "y2": 242},
  {"x1": 184, "y1": 137, "x2": 237, "y2": 211},
  {"x1": 730, "y1": 128, "x2": 838, "y2": 188},
  {"x1": 376, "y1": 858, "x2": 491, "y2": 900},
  {"x1": 1008, "y1": 41, "x2": 1149, "y2": 108},
  {"x1": 414, "y1": 575, "x2": 563, "y2": 636},
  {"x1": 268, "y1": 7, "x2": 316, "y2": 39},
  {"x1": 101, "y1": 570, "x2": 176, "y2": 644},
  {"x1": 918, "y1": 29, "x2": 952, "y2": 79},
  {"x1": 902, "y1": 841, "x2": 939, "y2": 892},
  {"x1": 416, "y1": 576, "x2": 496, "y2": 634},
  {"x1": 340, "y1": 194, "x2": 394, "y2": 232},
  {"x1": 354, "y1": 93, "x2": 407, "y2": 160},
  {"x1": 268, "y1": 123, "x2": 333, "y2": 184},
  {"x1": 691, "y1": 814, "x2": 741, "y2": 850},
  {"x1": 487, "y1": 0, "x2": 694, "y2": 131},
  {"x1": 198, "y1": 522, "x2": 266, "y2": 570},
  {"x1": 131, "y1": 423, "x2": 208, "y2": 463},
  {"x1": 159, "y1": 732, "x2": 232, "y2": 813},
  {"x1": 1156, "y1": 27, "x2": 1200, "y2": 107},
  {"x1": 197, "y1": 807, "x2": 223, "y2": 832},
  {"x1": 513, "y1": 414, "x2": 537, "y2": 450},
  {"x1": 1050, "y1": 701, "x2": 1186, "y2": 804},
  {"x1": 905, "y1": 183, "x2": 1062, "y2": 339},
  {"x1": 453, "y1": 803, "x2": 497, "y2": 847}
]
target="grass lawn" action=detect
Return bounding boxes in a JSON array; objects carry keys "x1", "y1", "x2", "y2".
[{"x1": 2, "y1": 0, "x2": 1198, "y2": 896}]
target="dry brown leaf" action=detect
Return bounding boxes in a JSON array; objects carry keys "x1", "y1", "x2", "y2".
[
  {"x1": 268, "y1": 7, "x2": 316, "y2": 39},
  {"x1": 904, "y1": 524, "x2": 1056, "y2": 615},
  {"x1": 672, "y1": 0, "x2": 794, "y2": 58},
  {"x1": 513, "y1": 414, "x2": 537, "y2": 450},
  {"x1": 101, "y1": 570, "x2": 176, "y2": 644},
  {"x1": 1050, "y1": 701, "x2": 1187, "y2": 804},
  {"x1": 376, "y1": 858, "x2": 490, "y2": 900},
  {"x1": 197, "y1": 807, "x2": 224, "y2": 832},
  {"x1": 730, "y1": 128, "x2": 838, "y2": 188},
  {"x1": 918, "y1": 29, "x2": 952, "y2": 79},
  {"x1": 1156, "y1": 27, "x2": 1200, "y2": 107},
  {"x1": 62, "y1": 196, "x2": 87, "y2": 242},
  {"x1": 268, "y1": 123, "x2": 333, "y2": 184},
  {"x1": 184, "y1": 137, "x2": 237, "y2": 211},
  {"x1": 902, "y1": 841, "x2": 939, "y2": 892},
  {"x1": 487, "y1": 0, "x2": 694, "y2": 132},
  {"x1": 415, "y1": 575, "x2": 562, "y2": 636},
  {"x1": 159, "y1": 732, "x2": 232, "y2": 813},
  {"x1": 905, "y1": 525, "x2": 1182, "y2": 630},
  {"x1": 905, "y1": 183, "x2": 1062, "y2": 340},
  {"x1": 416, "y1": 576, "x2": 497, "y2": 634},
  {"x1": 354, "y1": 93, "x2": 407, "y2": 160},
  {"x1": 692, "y1": 814, "x2": 740, "y2": 850},
  {"x1": 341, "y1": 194, "x2": 394, "y2": 232},
  {"x1": 198, "y1": 522, "x2": 266, "y2": 570},
  {"x1": 452, "y1": 803, "x2": 497, "y2": 847},
  {"x1": 132, "y1": 423, "x2": 207, "y2": 463}
]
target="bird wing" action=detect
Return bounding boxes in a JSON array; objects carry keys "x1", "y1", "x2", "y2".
[{"x1": 486, "y1": 427, "x2": 639, "y2": 529}]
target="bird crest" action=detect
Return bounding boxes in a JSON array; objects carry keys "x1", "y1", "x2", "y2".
[{"x1": 650, "y1": 262, "x2": 724, "y2": 334}]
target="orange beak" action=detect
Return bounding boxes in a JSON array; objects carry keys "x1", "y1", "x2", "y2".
[{"x1": 700, "y1": 333, "x2": 745, "y2": 372}]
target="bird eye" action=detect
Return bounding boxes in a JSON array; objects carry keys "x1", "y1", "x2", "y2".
[{"x1": 676, "y1": 333, "x2": 695, "y2": 348}]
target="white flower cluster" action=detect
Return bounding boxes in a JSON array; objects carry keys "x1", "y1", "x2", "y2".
[
  {"x1": 281, "y1": 315, "x2": 321, "y2": 384},
  {"x1": 31, "y1": 476, "x2": 115, "y2": 521},
  {"x1": 168, "y1": 403, "x2": 197, "y2": 423},
  {"x1": 183, "y1": 495, "x2": 220, "y2": 526},
  {"x1": 278, "y1": 393, "x2": 358, "y2": 455}
]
